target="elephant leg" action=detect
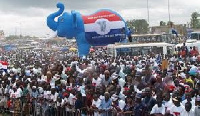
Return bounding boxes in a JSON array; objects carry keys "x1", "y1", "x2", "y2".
[{"x1": 76, "y1": 33, "x2": 90, "y2": 57}]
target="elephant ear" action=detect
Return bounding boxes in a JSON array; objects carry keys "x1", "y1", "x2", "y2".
[{"x1": 71, "y1": 10, "x2": 77, "y2": 28}]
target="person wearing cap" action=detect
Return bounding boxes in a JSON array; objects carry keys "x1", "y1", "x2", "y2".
[
  {"x1": 99, "y1": 92, "x2": 112, "y2": 116},
  {"x1": 167, "y1": 96, "x2": 185, "y2": 116},
  {"x1": 142, "y1": 87, "x2": 156, "y2": 114},
  {"x1": 111, "y1": 94, "x2": 122, "y2": 115},
  {"x1": 134, "y1": 93, "x2": 145, "y2": 116},
  {"x1": 101, "y1": 70, "x2": 111, "y2": 88}
]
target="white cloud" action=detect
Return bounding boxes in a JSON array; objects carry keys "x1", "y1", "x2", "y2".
[{"x1": 0, "y1": 0, "x2": 200, "y2": 37}]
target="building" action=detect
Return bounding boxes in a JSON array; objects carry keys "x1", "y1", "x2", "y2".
[{"x1": 151, "y1": 24, "x2": 187, "y2": 36}]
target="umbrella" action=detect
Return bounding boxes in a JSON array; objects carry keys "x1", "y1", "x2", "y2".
[{"x1": 69, "y1": 47, "x2": 77, "y2": 52}]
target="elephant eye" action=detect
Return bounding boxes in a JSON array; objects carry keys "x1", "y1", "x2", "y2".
[{"x1": 61, "y1": 18, "x2": 64, "y2": 22}]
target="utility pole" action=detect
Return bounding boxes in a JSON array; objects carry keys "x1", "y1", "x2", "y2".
[
  {"x1": 147, "y1": 0, "x2": 150, "y2": 24},
  {"x1": 168, "y1": 0, "x2": 171, "y2": 23}
]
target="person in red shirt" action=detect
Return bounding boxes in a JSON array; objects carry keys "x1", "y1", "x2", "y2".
[{"x1": 190, "y1": 46, "x2": 199, "y2": 56}]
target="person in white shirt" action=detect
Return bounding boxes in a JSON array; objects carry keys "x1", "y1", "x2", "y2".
[
  {"x1": 62, "y1": 92, "x2": 74, "y2": 115},
  {"x1": 182, "y1": 102, "x2": 194, "y2": 116},
  {"x1": 150, "y1": 96, "x2": 165, "y2": 115},
  {"x1": 92, "y1": 73, "x2": 102, "y2": 87},
  {"x1": 167, "y1": 97, "x2": 185, "y2": 116},
  {"x1": 163, "y1": 92, "x2": 173, "y2": 112},
  {"x1": 182, "y1": 92, "x2": 195, "y2": 109},
  {"x1": 194, "y1": 97, "x2": 200, "y2": 116},
  {"x1": 91, "y1": 94, "x2": 101, "y2": 116},
  {"x1": 112, "y1": 86, "x2": 125, "y2": 101}
]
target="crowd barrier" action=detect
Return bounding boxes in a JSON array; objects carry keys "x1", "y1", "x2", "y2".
[{"x1": 0, "y1": 98, "x2": 132, "y2": 116}]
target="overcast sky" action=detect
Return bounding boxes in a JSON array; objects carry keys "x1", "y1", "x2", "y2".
[{"x1": 0, "y1": 0, "x2": 199, "y2": 37}]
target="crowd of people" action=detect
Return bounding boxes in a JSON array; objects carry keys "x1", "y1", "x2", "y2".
[{"x1": 0, "y1": 42, "x2": 200, "y2": 116}]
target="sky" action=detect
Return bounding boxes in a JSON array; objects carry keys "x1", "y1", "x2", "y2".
[{"x1": 0, "y1": 0, "x2": 199, "y2": 37}]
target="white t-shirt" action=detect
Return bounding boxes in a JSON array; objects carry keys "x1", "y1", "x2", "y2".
[
  {"x1": 62, "y1": 97, "x2": 70, "y2": 111},
  {"x1": 168, "y1": 104, "x2": 185, "y2": 116},
  {"x1": 150, "y1": 104, "x2": 165, "y2": 115},
  {"x1": 92, "y1": 98, "x2": 101, "y2": 108},
  {"x1": 182, "y1": 109, "x2": 194, "y2": 116},
  {"x1": 50, "y1": 78, "x2": 55, "y2": 88},
  {"x1": 163, "y1": 100, "x2": 173, "y2": 111},
  {"x1": 182, "y1": 99, "x2": 195, "y2": 109},
  {"x1": 118, "y1": 100, "x2": 126, "y2": 110},
  {"x1": 69, "y1": 93, "x2": 76, "y2": 105},
  {"x1": 92, "y1": 77, "x2": 102, "y2": 87},
  {"x1": 63, "y1": 93, "x2": 76, "y2": 111},
  {"x1": 50, "y1": 93, "x2": 58, "y2": 102},
  {"x1": 92, "y1": 98, "x2": 101, "y2": 115},
  {"x1": 17, "y1": 88, "x2": 22, "y2": 97}
]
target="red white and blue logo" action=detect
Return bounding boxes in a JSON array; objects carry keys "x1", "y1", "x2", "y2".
[{"x1": 82, "y1": 10, "x2": 126, "y2": 46}]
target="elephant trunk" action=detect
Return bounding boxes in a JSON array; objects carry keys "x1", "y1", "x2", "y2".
[{"x1": 47, "y1": 3, "x2": 64, "y2": 31}]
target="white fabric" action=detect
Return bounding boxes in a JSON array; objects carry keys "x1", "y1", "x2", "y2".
[
  {"x1": 84, "y1": 19, "x2": 125, "y2": 35},
  {"x1": 168, "y1": 104, "x2": 185, "y2": 116},
  {"x1": 92, "y1": 98, "x2": 101, "y2": 116},
  {"x1": 182, "y1": 99, "x2": 195, "y2": 109},
  {"x1": 118, "y1": 100, "x2": 126, "y2": 110},
  {"x1": 164, "y1": 100, "x2": 174, "y2": 110},
  {"x1": 92, "y1": 77, "x2": 102, "y2": 87},
  {"x1": 150, "y1": 104, "x2": 165, "y2": 115},
  {"x1": 182, "y1": 109, "x2": 195, "y2": 116}
]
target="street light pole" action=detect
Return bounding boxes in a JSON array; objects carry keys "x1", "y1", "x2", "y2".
[
  {"x1": 147, "y1": 0, "x2": 150, "y2": 24},
  {"x1": 168, "y1": 0, "x2": 171, "y2": 22}
]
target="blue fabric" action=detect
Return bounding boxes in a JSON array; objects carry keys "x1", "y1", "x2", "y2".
[
  {"x1": 32, "y1": 91, "x2": 39, "y2": 98},
  {"x1": 75, "y1": 99, "x2": 83, "y2": 109},
  {"x1": 134, "y1": 103, "x2": 145, "y2": 116},
  {"x1": 47, "y1": 2, "x2": 131, "y2": 57},
  {"x1": 100, "y1": 98, "x2": 112, "y2": 110}
]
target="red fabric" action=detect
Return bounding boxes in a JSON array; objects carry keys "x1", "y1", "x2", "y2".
[
  {"x1": 190, "y1": 50, "x2": 199, "y2": 56},
  {"x1": 82, "y1": 10, "x2": 121, "y2": 24},
  {"x1": 166, "y1": 85, "x2": 175, "y2": 92},
  {"x1": 7, "y1": 100, "x2": 11, "y2": 108},
  {"x1": 0, "y1": 61, "x2": 8, "y2": 65},
  {"x1": 65, "y1": 67, "x2": 71, "y2": 72},
  {"x1": 85, "y1": 94, "x2": 93, "y2": 107},
  {"x1": 66, "y1": 87, "x2": 72, "y2": 92},
  {"x1": 181, "y1": 50, "x2": 186, "y2": 57},
  {"x1": 63, "y1": 92, "x2": 69, "y2": 97},
  {"x1": 124, "y1": 87, "x2": 130, "y2": 91}
]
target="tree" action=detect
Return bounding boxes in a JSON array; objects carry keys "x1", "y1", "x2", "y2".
[
  {"x1": 126, "y1": 19, "x2": 149, "y2": 34},
  {"x1": 191, "y1": 12, "x2": 200, "y2": 29},
  {"x1": 160, "y1": 21, "x2": 166, "y2": 26},
  {"x1": 167, "y1": 21, "x2": 174, "y2": 27}
]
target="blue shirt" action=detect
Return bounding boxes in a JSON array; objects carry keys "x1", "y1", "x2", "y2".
[
  {"x1": 100, "y1": 98, "x2": 112, "y2": 116},
  {"x1": 100, "y1": 98, "x2": 112, "y2": 111}
]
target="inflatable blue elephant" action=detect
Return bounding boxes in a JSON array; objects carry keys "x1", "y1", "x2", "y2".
[{"x1": 47, "y1": 3, "x2": 131, "y2": 57}]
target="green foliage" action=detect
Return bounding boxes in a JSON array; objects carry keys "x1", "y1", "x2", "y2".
[
  {"x1": 6, "y1": 35, "x2": 38, "y2": 40},
  {"x1": 160, "y1": 21, "x2": 166, "y2": 26},
  {"x1": 191, "y1": 12, "x2": 200, "y2": 29},
  {"x1": 126, "y1": 19, "x2": 149, "y2": 34},
  {"x1": 167, "y1": 21, "x2": 174, "y2": 27}
]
